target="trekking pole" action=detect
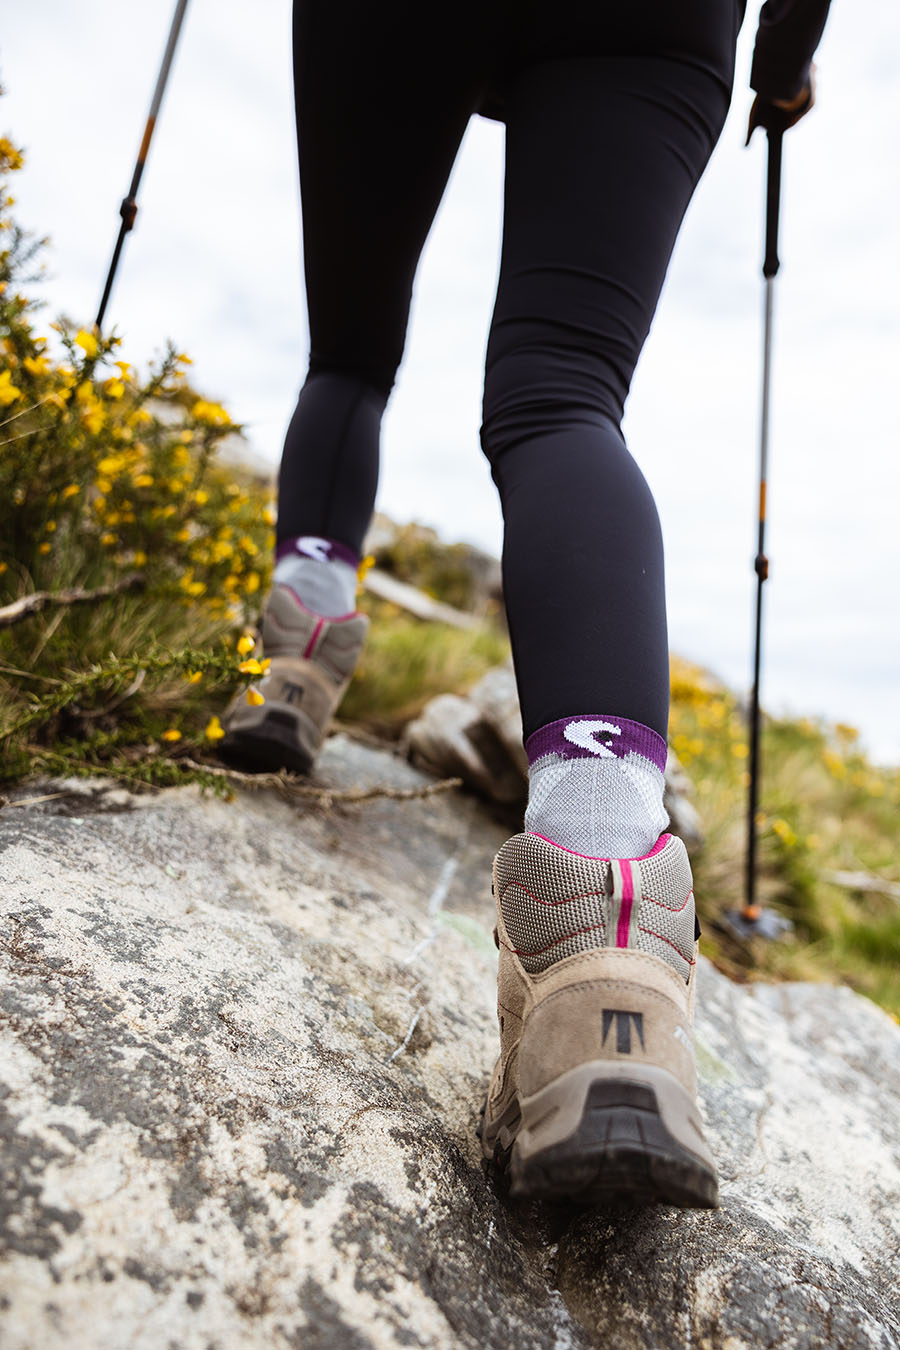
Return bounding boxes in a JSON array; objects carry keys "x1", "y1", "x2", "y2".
[
  {"x1": 95, "y1": 0, "x2": 190, "y2": 332},
  {"x1": 725, "y1": 126, "x2": 792, "y2": 941}
]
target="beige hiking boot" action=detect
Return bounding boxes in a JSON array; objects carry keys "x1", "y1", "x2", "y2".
[
  {"x1": 480, "y1": 830, "x2": 718, "y2": 1208},
  {"x1": 218, "y1": 584, "x2": 368, "y2": 775}
]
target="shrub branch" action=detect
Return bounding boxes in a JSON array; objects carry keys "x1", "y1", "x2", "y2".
[{"x1": 0, "y1": 574, "x2": 145, "y2": 629}]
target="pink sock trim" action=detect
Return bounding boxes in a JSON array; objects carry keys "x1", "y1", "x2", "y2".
[
  {"x1": 526, "y1": 714, "x2": 667, "y2": 775},
  {"x1": 275, "y1": 534, "x2": 359, "y2": 569},
  {"x1": 526, "y1": 831, "x2": 670, "y2": 863}
]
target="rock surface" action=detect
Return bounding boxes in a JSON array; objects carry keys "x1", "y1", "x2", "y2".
[{"x1": 1, "y1": 737, "x2": 899, "y2": 1349}]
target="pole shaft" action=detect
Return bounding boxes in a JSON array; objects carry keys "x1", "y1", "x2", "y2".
[
  {"x1": 746, "y1": 130, "x2": 783, "y2": 917},
  {"x1": 96, "y1": 0, "x2": 190, "y2": 330}
]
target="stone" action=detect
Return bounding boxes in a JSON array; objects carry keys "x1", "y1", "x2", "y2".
[{"x1": 1, "y1": 735, "x2": 898, "y2": 1348}]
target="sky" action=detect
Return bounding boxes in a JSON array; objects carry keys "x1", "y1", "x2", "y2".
[{"x1": 2, "y1": 3, "x2": 899, "y2": 763}]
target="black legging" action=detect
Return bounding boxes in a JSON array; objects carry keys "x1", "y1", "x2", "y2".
[{"x1": 278, "y1": 0, "x2": 743, "y2": 741}]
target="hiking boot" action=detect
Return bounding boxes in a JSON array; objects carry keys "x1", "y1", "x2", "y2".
[
  {"x1": 480, "y1": 830, "x2": 718, "y2": 1208},
  {"x1": 218, "y1": 584, "x2": 368, "y2": 775}
]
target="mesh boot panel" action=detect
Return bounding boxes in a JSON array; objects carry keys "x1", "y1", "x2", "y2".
[{"x1": 496, "y1": 833, "x2": 695, "y2": 980}]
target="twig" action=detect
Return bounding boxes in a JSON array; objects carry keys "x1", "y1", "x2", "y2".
[
  {"x1": 364, "y1": 567, "x2": 481, "y2": 631},
  {"x1": 0, "y1": 661, "x2": 64, "y2": 685},
  {"x1": 0, "y1": 574, "x2": 145, "y2": 629},
  {"x1": 2, "y1": 790, "x2": 72, "y2": 809},
  {"x1": 178, "y1": 756, "x2": 463, "y2": 805},
  {"x1": 823, "y1": 869, "x2": 900, "y2": 902},
  {"x1": 0, "y1": 391, "x2": 59, "y2": 434}
]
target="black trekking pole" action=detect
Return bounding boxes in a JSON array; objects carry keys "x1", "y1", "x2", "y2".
[
  {"x1": 725, "y1": 126, "x2": 792, "y2": 941},
  {"x1": 95, "y1": 0, "x2": 190, "y2": 332}
]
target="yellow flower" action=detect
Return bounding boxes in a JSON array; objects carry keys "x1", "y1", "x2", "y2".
[
  {"x1": 204, "y1": 716, "x2": 226, "y2": 741},
  {"x1": 245, "y1": 687, "x2": 265, "y2": 707},
  {"x1": 771, "y1": 818, "x2": 797, "y2": 848},
  {"x1": 100, "y1": 532, "x2": 118, "y2": 547},
  {"x1": 45, "y1": 520, "x2": 56, "y2": 533},
  {"x1": 356, "y1": 554, "x2": 376, "y2": 591},
  {"x1": 133, "y1": 551, "x2": 147, "y2": 566},
  {"x1": 238, "y1": 535, "x2": 258, "y2": 556},
  {"x1": 176, "y1": 527, "x2": 192, "y2": 543},
  {"x1": 23, "y1": 354, "x2": 50, "y2": 376},
  {"x1": 185, "y1": 670, "x2": 203, "y2": 684},
  {"x1": 732, "y1": 743, "x2": 749, "y2": 759},
  {"x1": 245, "y1": 570, "x2": 260, "y2": 594},
  {"x1": 0, "y1": 137, "x2": 25, "y2": 171},
  {"x1": 82, "y1": 406, "x2": 105, "y2": 435},
  {"x1": 175, "y1": 352, "x2": 193, "y2": 366},
  {"x1": 162, "y1": 728, "x2": 182, "y2": 742},
  {"x1": 0, "y1": 369, "x2": 22, "y2": 406},
  {"x1": 0, "y1": 561, "x2": 7, "y2": 574},
  {"x1": 263, "y1": 506, "x2": 276, "y2": 526},
  {"x1": 238, "y1": 658, "x2": 269, "y2": 675},
  {"x1": 191, "y1": 398, "x2": 232, "y2": 427},
  {"x1": 134, "y1": 473, "x2": 154, "y2": 488},
  {"x1": 114, "y1": 361, "x2": 132, "y2": 379},
  {"x1": 62, "y1": 483, "x2": 80, "y2": 499},
  {"x1": 237, "y1": 634, "x2": 256, "y2": 656},
  {"x1": 75, "y1": 328, "x2": 99, "y2": 359},
  {"x1": 104, "y1": 378, "x2": 125, "y2": 399},
  {"x1": 38, "y1": 542, "x2": 51, "y2": 555},
  {"x1": 193, "y1": 489, "x2": 209, "y2": 506}
]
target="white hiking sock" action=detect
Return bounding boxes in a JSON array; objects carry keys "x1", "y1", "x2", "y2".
[
  {"x1": 273, "y1": 535, "x2": 358, "y2": 618},
  {"x1": 524, "y1": 714, "x2": 668, "y2": 860}
]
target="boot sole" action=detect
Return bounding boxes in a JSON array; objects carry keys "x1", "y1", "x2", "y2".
[
  {"x1": 483, "y1": 1062, "x2": 718, "y2": 1209},
  {"x1": 217, "y1": 708, "x2": 316, "y2": 776}
]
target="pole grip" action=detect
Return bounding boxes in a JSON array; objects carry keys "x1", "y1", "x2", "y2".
[{"x1": 764, "y1": 129, "x2": 784, "y2": 279}]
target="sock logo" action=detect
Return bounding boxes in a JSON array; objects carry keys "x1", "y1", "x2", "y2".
[
  {"x1": 602, "y1": 1009, "x2": 645, "y2": 1054},
  {"x1": 295, "y1": 536, "x2": 332, "y2": 562},
  {"x1": 563, "y1": 719, "x2": 622, "y2": 757}
]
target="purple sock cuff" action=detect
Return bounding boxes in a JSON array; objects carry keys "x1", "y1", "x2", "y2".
[
  {"x1": 526, "y1": 715, "x2": 668, "y2": 774},
  {"x1": 275, "y1": 535, "x2": 360, "y2": 569}
]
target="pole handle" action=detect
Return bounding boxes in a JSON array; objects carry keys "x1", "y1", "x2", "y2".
[{"x1": 763, "y1": 129, "x2": 784, "y2": 279}]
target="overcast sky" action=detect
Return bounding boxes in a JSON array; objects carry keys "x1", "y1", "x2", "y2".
[{"x1": 2, "y1": 3, "x2": 899, "y2": 763}]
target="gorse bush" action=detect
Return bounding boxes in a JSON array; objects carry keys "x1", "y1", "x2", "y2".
[
  {"x1": 0, "y1": 118, "x2": 276, "y2": 786},
  {"x1": 0, "y1": 108, "x2": 505, "y2": 789}
]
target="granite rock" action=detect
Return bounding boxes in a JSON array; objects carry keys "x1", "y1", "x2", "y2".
[{"x1": 1, "y1": 736, "x2": 898, "y2": 1348}]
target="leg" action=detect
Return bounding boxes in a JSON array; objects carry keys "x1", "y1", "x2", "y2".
[
  {"x1": 277, "y1": 0, "x2": 492, "y2": 558},
  {"x1": 484, "y1": 53, "x2": 734, "y2": 742},
  {"x1": 480, "y1": 36, "x2": 737, "y2": 1208},
  {"x1": 223, "y1": 0, "x2": 491, "y2": 772}
]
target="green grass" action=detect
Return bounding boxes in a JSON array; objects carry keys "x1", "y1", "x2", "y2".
[
  {"x1": 669, "y1": 658, "x2": 900, "y2": 1018},
  {"x1": 340, "y1": 597, "x2": 509, "y2": 731}
]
